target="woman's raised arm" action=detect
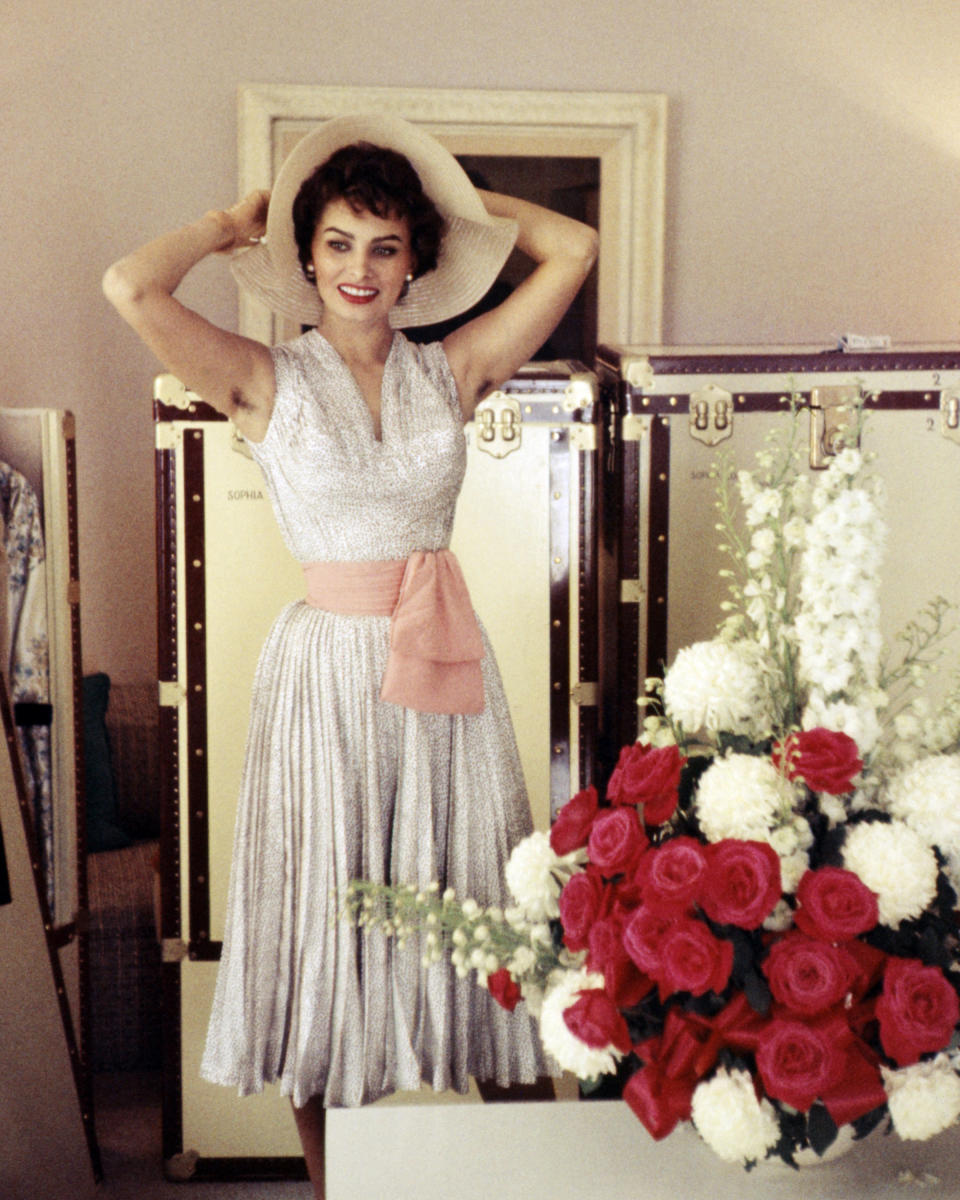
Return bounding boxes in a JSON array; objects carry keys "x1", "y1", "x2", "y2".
[
  {"x1": 102, "y1": 191, "x2": 276, "y2": 442},
  {"x1": 441, "y1": 190, "x2": 598, "y2": 420}
]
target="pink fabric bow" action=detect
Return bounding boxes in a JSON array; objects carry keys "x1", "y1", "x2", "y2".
[{"x1": 380, "y1": 550, "x2": 485, "y2": 714}]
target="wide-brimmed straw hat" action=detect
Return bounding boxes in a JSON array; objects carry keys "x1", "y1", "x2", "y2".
[{"x1": 230, "y1": 112, "x2": 518, "y2": 328}]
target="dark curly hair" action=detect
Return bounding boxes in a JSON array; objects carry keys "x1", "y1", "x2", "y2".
[{"x1": 292, "y1": 142, "x2": 445, "y2": 283}]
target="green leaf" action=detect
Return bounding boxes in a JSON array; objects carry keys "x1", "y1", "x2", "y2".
[{"x1": 806, "y1": 1103, "x2": 838, "y2": 1157}]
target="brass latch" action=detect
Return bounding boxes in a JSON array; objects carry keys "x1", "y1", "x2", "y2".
[
  {"x1": 689, "y1": 385, "x2": 733, "y2": 446},
  {"x1": 569, "y1": 423, "x2": 597, "y2": 452},
  {"x1": 571, "y1": 681, "x2": 599, "y2": 706},
  {"x1": 940, "y1": 388, "x2": 960, "y2": 445},
  {"x1": 809, "y1": 385, "x2": 862, "y2": 468},
  {"x1": 474, "y1": 393, "x2": 522, "y2": 458},
  {"x1": 162, "y1": 937, "x2": 189, "y2": 962},
  {"x1": 158, "y1": 680, "x2": 186, "y2": 707},
  {"x1": 621, "y1": 413, "x2": 650, "y2": 443}
]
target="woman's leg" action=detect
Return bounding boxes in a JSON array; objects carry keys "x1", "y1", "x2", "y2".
[
  {"x1": 292, "y1": 1094, "x2": 326, "y2": 1200},
  {"x1": 476, "y1": 1076, "x2": 555, "y2": 1102}
]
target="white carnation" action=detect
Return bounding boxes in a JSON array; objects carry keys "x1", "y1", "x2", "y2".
[
  {"x1": 503, "y1": 832, "x2": 578, "y2": 922},
  {"x1": 842, "y1": 820, "x2": 938, "y2": 927},
  {"x1": 691, "y1": 1067, "x2": 780, "y2": 1164},
  {"x1": 883, "y1": 1056, "x2": 960, "y2": 1140},
  {"x1": 694, "y1": 754, "x2": 797, "y2": 842},
  {"x1": 538, "y1": 969, "x2": 621, "y2": 1079},
  {"x1": 663, "y1": 640, "x2": 772, "y2": 737}
]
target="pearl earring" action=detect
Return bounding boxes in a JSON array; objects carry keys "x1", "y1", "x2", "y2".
[{"x1": 305, "y1": 263, "x2": 316, "y2": 278}]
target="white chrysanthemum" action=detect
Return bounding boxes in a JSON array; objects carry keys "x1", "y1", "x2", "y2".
[
  {"x1": 883, "y1": 1056, "x2": 960, "y2": 1141},
  {"x1": 885, "y1": 755, "x2": 960, "y2": 863},
  {"x1": 503, "y1": 832, "x2": 580, "y2": 922},
  {"x1": 538, "y1": 969, "x2": 621, "y2": 1079},
  {"x1": 842, "y1": 820, "x2": 938, "y2": 927},
  {"x1": 691, "y1": 1067, "x2": 781, "y2": 1164},
  {"x1": 694, "y1": 754, "x2": 797, "y2": 842},
  {"x1": 778, "y1": 849, "x2": 810, "y2": 894},
  {"x1": 663, "y1": 640, "x2": 772, "y2": 737},
  {"x1": 763, "y1": 899, "x2": 795, "y2": 932}
]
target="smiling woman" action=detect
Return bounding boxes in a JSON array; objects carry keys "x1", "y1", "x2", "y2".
[{"x1": 103, "y1": 110, "x2": 597, "y2": 1200}]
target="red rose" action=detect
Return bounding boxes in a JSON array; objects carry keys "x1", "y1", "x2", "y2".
[
  {"x1": 623, "y1": 906, "x2": 676, "y2": 976},
  {"x1": 755, "y1": 1016, "x2": 844, "y2": 1111},
  {"x1": 699, "y1": 840, "x2": 781, "y2": 929},
  {"x1": 794, "y1": 866, "x2": 879, "y2": 941},
  {"x1": 877, "y1": 958, "x2": 960, "y2": 1066},
  {"x1": 606, "y1": 742, "x2": 684, "y2": 824},
  {"x1": 558, "y1": 868, "x2": 606, "y2": 952},
  {"x1": 487, "y1": 968, "x2": 522, "y2": 1012},
  {"x1": 563, "y1": 987, "x2": 632, "y2": 1054},
  {"x1": 588, "y1": 914, "x2": 654, "y2": 1008},
  {"x1": 587, "y1": 806, "x2": 648, "y2": 876},
  {"x1": 657, "y1": 916, "x2": 734, "y2": 999},
  {"x1": 635, "y1": 837, "x2": 707, "y2": 913},
  {"x1": 550, "y1": 785, "x2": 599, "y2": 855},
  {"x1": 762, "y1": 931, "x2": 860, "y2": 1015},
  {"x1": 773, "y1": 727, "x2": 862, "y2": 795}
]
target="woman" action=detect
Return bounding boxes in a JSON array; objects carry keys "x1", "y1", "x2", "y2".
[{"x1": 104, "y1": 113, "x2": 597, "y2": 1197}]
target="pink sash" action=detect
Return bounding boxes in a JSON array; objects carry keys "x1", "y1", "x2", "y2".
[{"x1": 302, "y1": 550, "x2": 484, "y2": 714}]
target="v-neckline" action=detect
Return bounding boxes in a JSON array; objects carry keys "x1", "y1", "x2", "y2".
[{"x1": 312, "y1": 329, "x2": 400, "y2": 444}]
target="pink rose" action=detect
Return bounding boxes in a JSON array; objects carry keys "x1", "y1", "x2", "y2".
[
  {"x1": 762, "y1": 932, "x2": 859, "y2": 1015},
  {"x1": 550, "y1": 785, "x2": 599, "y2": 855},
  {"x1": 563, "y1": 987, "x2": 632, "y2": 1054},
  {"x1": 774, "y1": 728, "x2": 862, "y2": 795},
  {"x1": 487, "y1": 968, "x2": 521, "y2": 1012},
  {"x1": 657, "y1": 916, "x2": 734, "y2": 999},
  {"x1": 877, "y1": 958, "x2": 960, "y2": 1066},
  {"x1": 755, "y1": 1016, "x2": 844, "y2": 1111},
  {"x1": 699, "y1": 840, "x2": 781, "y2": 929},
  {"x1": 635, "y1": 837, "x2": 707, "y2": 914},
  {"x1": 606, "y1": 742, "x2": 684, "y2": 824},
  {"x1": 558, "y1": 868, "x2": 606, "y2": 952},
  {"x1": 794, "y1": 866, "x2": 879, "y2": 941},
  {"x1": 587, "y1": 806, "x2": 648, "y2": 876}
]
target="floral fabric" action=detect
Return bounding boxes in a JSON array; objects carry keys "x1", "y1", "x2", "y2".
[{"x1": 0, "y1": 462, "x2": 52, "y2": 913}]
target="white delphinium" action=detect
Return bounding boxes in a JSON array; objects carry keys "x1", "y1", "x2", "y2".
[
  {"x1": 662, "y1": 640, "x2": 773, "y2": 739},
  {"x1": 883, "y1": 754, "x2": 960, "y2": 892},
  {"x1": 691, "y1": 1067, "x2": 781, "y2": 1165},
  {"x1": 795, "y1": 450, "x2": 887, "y2": 756},
  {"x1": 694, "y1": 754, "x2": 797, "y2": 842},
  {"x1": 883, "y1": 1055, "x2": 960, "y2": 1140},
  {"x1": 842, "y1": 820, "x2": 939, "y2": 927},
  {"x1": 504, "y1": 832, "x2": 582, "y2": 922},
  {"x1": 892, "y1": 689, "x2": 960, "y2": 760},
  {"x1": 538, "y1": 969, "x2": 622, "y2": 1079}
]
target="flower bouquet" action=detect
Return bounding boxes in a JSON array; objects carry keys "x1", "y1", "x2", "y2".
[{"x1": 344, "y1": 408, "x2": 960, "y2": 1169}]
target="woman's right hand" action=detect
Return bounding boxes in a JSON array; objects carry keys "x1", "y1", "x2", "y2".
[{"x1": 210, "y1": 189, "x2": 271, "y2": 252}]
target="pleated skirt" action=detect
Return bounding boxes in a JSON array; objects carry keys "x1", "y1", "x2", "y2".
[{"x1": 200, "y1": 600, "x2": 552, "y2": 1108}]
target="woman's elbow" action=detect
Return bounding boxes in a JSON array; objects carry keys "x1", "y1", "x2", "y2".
[
  {"x1": 578, "y1": 225, "x2": 600, "y2": 272},
  {"x1": 102, "y1": 260, "x2": 144, "y2": 315}
]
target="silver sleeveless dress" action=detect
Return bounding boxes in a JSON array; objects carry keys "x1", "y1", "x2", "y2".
[{"x1": 200, "y1": 330, "x2": 550, "y2": 1107}]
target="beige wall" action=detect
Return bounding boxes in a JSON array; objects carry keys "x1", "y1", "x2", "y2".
[{"x1": 4, "y1": 0, "x2": 959, "y2": 682}]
